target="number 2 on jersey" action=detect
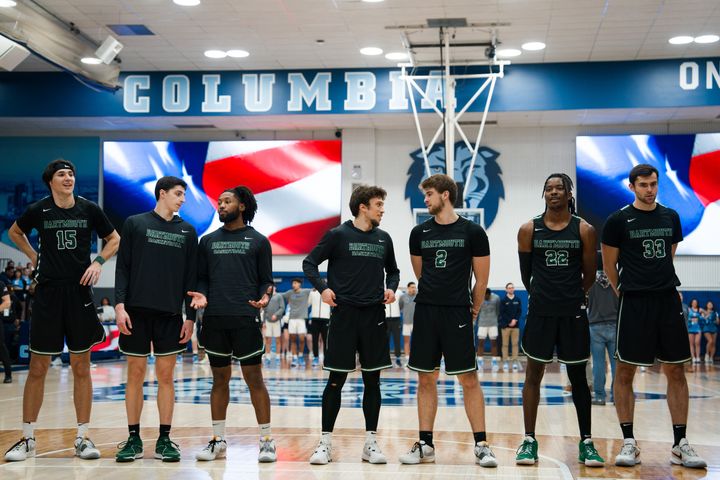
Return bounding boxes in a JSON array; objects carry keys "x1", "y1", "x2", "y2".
[
  {"x1": 435, "y1": 249, "x2": 447, "y2": 268},
  {"x1": 56, "y1": 230, "x2": 77, "y2": 250}
]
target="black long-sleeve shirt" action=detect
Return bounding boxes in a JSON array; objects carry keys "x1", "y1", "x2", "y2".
[
  {"x1": 197, "y1": 225, "x2": 273, "y2": 317},
  {"x1": 303, "y1": 220, "x2": 399, "y2": 307},
  {"x1": 115, "y1": 211, "x2": 197, "y2": 319}
]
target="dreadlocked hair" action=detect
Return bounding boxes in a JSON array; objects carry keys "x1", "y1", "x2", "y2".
[
  {"x1": 225, "y1": 185, "x2": 258, "y2": 224},
  {"x1": 542, "y1": 173, "x2": 576, "y2": 215}
]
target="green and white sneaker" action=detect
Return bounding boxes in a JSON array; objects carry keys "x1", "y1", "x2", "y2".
[
  {"x1": 116, "y1": 436, "x2": 143, "y2": 462},
  {"x1": 515, "y1": 436, "x2": 538, "y2": 465},
  {"x1": 155, "y1": 436, "x2": 181, "y2": 462},
  {"x1": 578, "y1": 438, "x2": 605, "y2": 467}
]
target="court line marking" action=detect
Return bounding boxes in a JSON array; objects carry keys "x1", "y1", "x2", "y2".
[{"x1": 5, "y1": 433, "x2": 573, "y2": 480}]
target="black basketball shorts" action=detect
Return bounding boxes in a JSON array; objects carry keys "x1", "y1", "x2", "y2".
[
  {"x1": 119, "y1": 307, "x2": 186, "y2": 357},
  {"x1": 408, "y1": 304, "x2": 477, "y2": 375},
  {"x1": 616, "y1": 289, "x2": 691, "y2": 367},
  {"x1": 201, "y1": 315, "x2": 264, "y2": 367},
  {"x1": 323, "y1": 304, "x2": 391, "y2": 373},
  {"x1": 521, "y1": 306, "x2": 590, "y2": 364},
  {"x1": 30, "y1": 283, "x2": 105, "y2": 355}
]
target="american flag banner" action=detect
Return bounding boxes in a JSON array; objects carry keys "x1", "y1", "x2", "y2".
[{"x1": 104, "y1": 140, "x2": 342, "y2": 255}]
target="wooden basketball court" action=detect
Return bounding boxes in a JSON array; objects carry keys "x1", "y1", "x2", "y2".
[{"x1": 1, "y1": 359, "x2": 718, "y2": 479}]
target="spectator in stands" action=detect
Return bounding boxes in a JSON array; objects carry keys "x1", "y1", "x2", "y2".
[
  {"x1": 398, "y1": 282, "x2": 417, "y2": 365},
  {"x1": 587, "y1": 270, "x2": 618, "y2": 405},
  {"x1": 98, "y1": 297, "x2": 115, "y2": 322},
  {"x1": 385, "y1": 292, "x2": 402, "y2": 367},
  {"x1": 1, "y1": 284, "x2": 13, "y2": 383},
  {"x1": 476, "y1": 288, "x2": 501, "y2": 372},
  {"x1": 308, "y1": 288, "x2": 330, "y2": 367},
  {"x1": 499, "y1": 282, "x2": 522, "y2": 372}
]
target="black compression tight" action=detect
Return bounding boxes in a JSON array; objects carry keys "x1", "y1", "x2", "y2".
[
  {"x1": 321, "y1": 370, "x2": 382, "y2": 432},
  {"x1": 566, "y1": 362, "x2": 592, "y2": 439}
]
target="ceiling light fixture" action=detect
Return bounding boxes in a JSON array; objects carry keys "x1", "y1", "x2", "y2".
[
  {"x1": 694, "y1": 34, "x2": 719, "y2": 44},
  {"x1": 226, "y1": 49, "x2": 249, "y2": 58},
  {"x1": 173, "y1": 0, "x2": 201, "y2": 6},
  {"x1": 81, "y1": 57, "x2": 103, "y2": 65},
  {"x1": 521, "y1": 41, "x2": 546, "y2": 51},
  {"x1": 204, "y1": 50, "x2": 227, "y2": 59},
  {"x1": 385, "y1": 52, "x2": 409, "y2": 61},
  {"x1": 668, "y1": 36, "x2": 694, "y2": 45},
  {"x1": 360, "y1": 47, "x2": 383, "y2": 56},
  {"x1": 496, "y1": 48, "x2": 521, "y2": 58},
  {"x1": 361, "y1": 0, "x2": 384, "y2": 3},
  {"x1": 0, "y1": 0, "x2": 17, "y2": 7}
]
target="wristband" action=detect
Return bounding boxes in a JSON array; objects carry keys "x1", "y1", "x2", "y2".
[{"x1": 93, "y1": 255, "x2": 106, "y2": 265}]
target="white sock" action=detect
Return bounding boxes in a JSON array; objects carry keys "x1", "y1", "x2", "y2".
[
  {"x1": 321, "y1": 432, "x2": 332, "y2": 444},
  {"x1": 22, "y1": 422, "x2": 35, "y2": 439},
  {"x1": 259, "y1": 423, "x2": 271, "y2": 439},
  {"x1": 212, "y1": 420, "x2": 226, "y2": 440},
  {"x1": 365, "y1": 431, "x2": 377, "y2": 442},
  {"x1": 77, "y1": 423, "x2": 89, "y2": 439}
]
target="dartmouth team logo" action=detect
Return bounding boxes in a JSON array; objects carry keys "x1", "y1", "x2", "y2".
[{"x1": 405, "y1": 142, "x2": 505, "y2": 228}]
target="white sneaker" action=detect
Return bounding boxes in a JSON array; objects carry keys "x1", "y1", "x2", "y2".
[
  {"x1": 74, "y1": 437, "x2": 101, "y2": 459},
  {"x1": 512, "y1": 361, "x2": 520, "y2": 372},
  {"x1": 671, "y1": 438, "x2": 706, "y2": 468},
  {"x1": 503, "y1": 361, "x2": 510, "y2": 372},
  {"x1": 704, "y1": 355, "x2": 712, "y2": 365},
  {"x1": 51, "y1": 357, "x2": 62, "y2": 367},
  {"x1": 258, "y1": 437, "x2": 276, "y2": 463},
  {"x1": 491, "y1": 359, "x2": 499, "y2": 373},
  {"x1": 362, "y1": 438, "x2": 387, "y2": 464},
  {"x1": 474, "y1": 441, "x2": 498, "y2": 467},
  {"x1": 615, "y1": 438, "x2": 641, "y2": 466},
  {"x1": 398, "y1": 441, "x2": 435, "y2": 464},
  {"x1": 195, "y1": 437, "x2": 227, "y2": 461},
  {"x1": 477, "y1": 357, "x2": 484, "y2": 370},
  {"x1": 4, "y1": 437, "x2": 36, "y2": 461},
  {"x1": 309, "y1": 440, "x2": 332, "y2": 465}
]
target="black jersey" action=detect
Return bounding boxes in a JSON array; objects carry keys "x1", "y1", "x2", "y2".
[
  {"x1": 114, "y1": 211, "x2": 198, "y2": 318},
  {"x1": 409, "y1": 216, "x2": 490, "y2": 307},
  {"x1": 303, "y1": 220, "x2": 400, "y2": 307},
  {"x1": 602, "y1": 203, "x2": 682, "y2": 292},
  {"x1": 528, "y1": 214, "x2": 584, "y2": 315},
  {"x1": 197, "y1": 226, "x2": 274, "y2": 318},
  {"x1": 15, "y1": 196, "x2": 114, "y2": 284}
]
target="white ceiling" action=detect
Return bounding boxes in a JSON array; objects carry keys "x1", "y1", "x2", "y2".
[{"x1": 5, "y1": 0, "x2": 720, "y2": 130}]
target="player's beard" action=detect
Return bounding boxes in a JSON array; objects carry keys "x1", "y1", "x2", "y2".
[
  {"x1": 428, "y1": 202, "x2": 442, "y2": 215},
  {"x1": 370, "y1": 218, "x2": 380, "y2": 227},
  {"x1": 220, "y1": 208, "x2": 240, "y2": 223}
]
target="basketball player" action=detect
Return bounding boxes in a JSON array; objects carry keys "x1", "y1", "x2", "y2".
[
  {"x1": 515, "y1": 173, "x2": 604, "y2": 467},
  {"x1": 4, "y1": 159, "x2": 120, "y2": 462},
  {"x1": 602, "y1": 164, "x2": 706, "y2": 468},
  {"x1": 189, "y1": 186, "x2": 276, "y2": 463},
  {"x1": 400, "y1": 174, "x2": 498, "y2": 467},
  {"x1": 303, "y1": 185, "x2": 399, "y2": 465},
  {"x1": 114, "y1": 176, "x2": 198, "y2": 463}
]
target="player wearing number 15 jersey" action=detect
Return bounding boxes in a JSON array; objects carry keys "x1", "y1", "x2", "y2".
[
  {"x1": 5, "y1": 159, "x2": 120, "y2": 462},
  {"x1": 602, "y1": 163, "x2": 705, "y2": 469}
]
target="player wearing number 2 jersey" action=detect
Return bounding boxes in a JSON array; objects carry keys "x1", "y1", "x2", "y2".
[
  {"x1": 400, "y1": 174, "x2": 498, "y2": 468},
  {"x1": 515, "y1": 173, "x2": 603, "y2": 468},
  {"x1": 602, "y1": 164, "x2": 705, "y2": 469}
]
